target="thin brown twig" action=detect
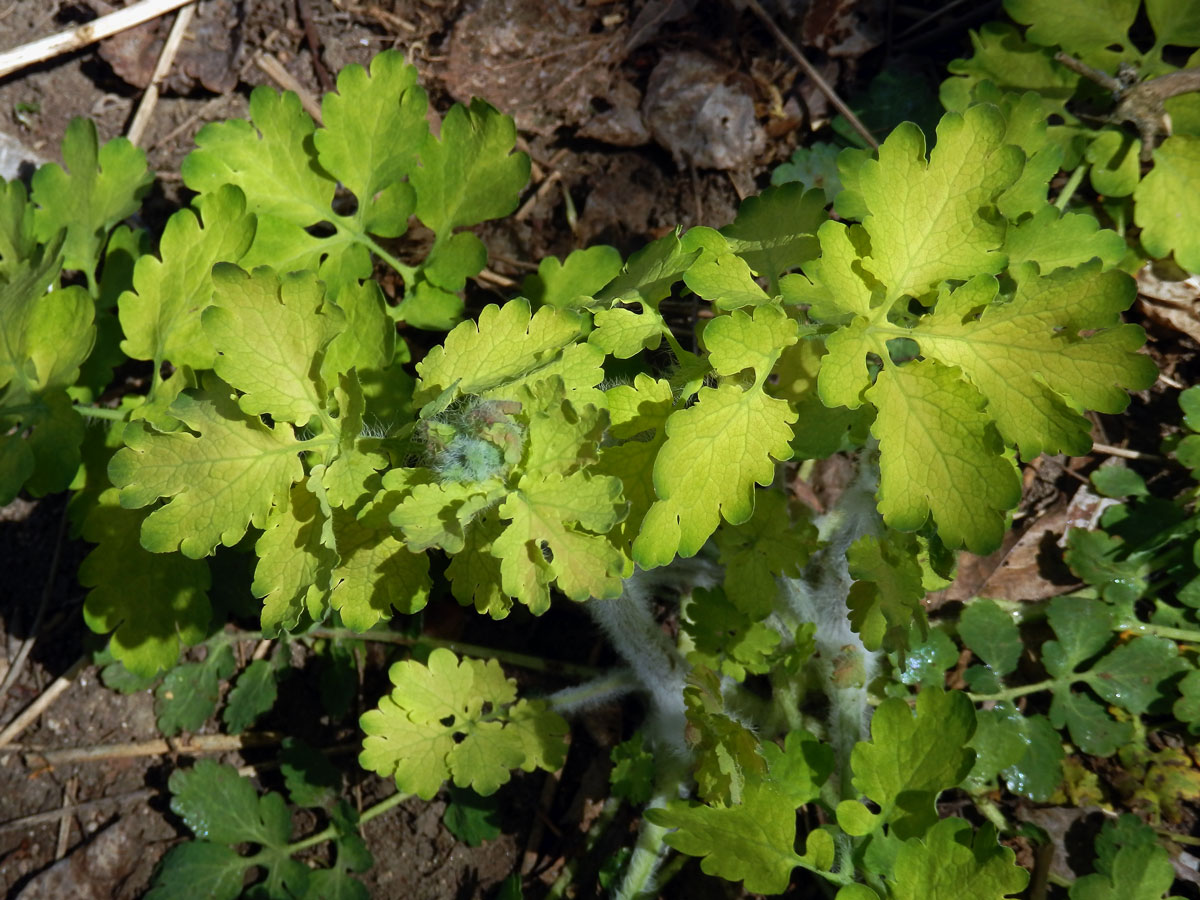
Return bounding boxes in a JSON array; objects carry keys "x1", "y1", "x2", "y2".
[
  {"x1": 22, "y1": 731, "x2": 285, "y2": 767},
  {"x1": 255, "y1": 52, "x2": 324, "y2": 123},
  {"x1": 0, "y1": 656, "x2": 89, "y2": 751},
  {"x1": 54, "y1": 777, "x2": 76, "y2": 860},
  {"x1": 737, "y1": 0, "x2": 879, "y2": 150},
  {"x1": 1056, "y1": 51, "x2": 1200, "y2": 160},
  {"x1": 0, "y1": 787, "x2": 156, "y2": 834},
  {"x1": 1091, "y1": 441, "x2": 1160, "y2": 462},
  {"x1": 126, "y1": 2, "x2": 196, "y2": 147},
  {"x1": 0, "y1": 0, "x2": 194, "y2": 80}
]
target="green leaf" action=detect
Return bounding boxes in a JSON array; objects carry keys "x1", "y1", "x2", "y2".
[
  {"x1": 968, "y1": 703, "x2": 1064, "y2": 801},
  {"x1": 1000, "y1": 713, "x2": 1064, "y2": 802},
  {"x1": 80, "y1": 488, "x2": 211, "y2": 678},
  {"x1": 1050, "y1": 690, "x2": 1132, "y2": 757},
  {"x1": 959, "y1": 599, "x2": 1022, "y2": 676},
  {"x1": 491, "y1": 469, "x2": 627, "y2": 613},
  {"x1": 1004, "y1": 207, "x2": 1127, "y2": 273},
  {"x1": 1134, "y1": 135, "x2": 1200, "y2": 272},
  {"x1": 703, "y1": 303, "x2": 799, "y2": 384},
  {"x1": 413, "y1": 299, "x2": 584, "y2": 406},
  {"x1": 1082, "y1": 636, "x2": 1188, "y2": 716},
  {"x1": 31, "y1": 117, "x2": 152, "y2": 282},
  {"x1": 940, "y1": 23, "x2": 1080, "y2": 128},
  {"x1": 713, "y1": 489, "x2": 811, "y2": 619},
  {"x1": 359, "y1": 648, "x2": 568, "y2": 799},
  {"x1": 280, "y1": 737, "x2": 342, "y2": 809},
  {"x1": 648, "y1": 730, "x2": 830, "y2": 894},
  {"x1": 0, "y1": 239, "x2": 92, "y2": 502},
  {"x1": 1090, "y1": 465, "x2": 1148, "y2": 498},
  {"x1": 146, "y1": 843, "x2": 248, "y2": 900},
  {"x1": 1174, "y1": 669, "x2": 1200, "y2": 734},
  {"x1": 412, "y1": 98, "x2": 529, "y2": 238},
  {"x1": 771, "y1": 142, "x2": 843, "y2": 203},
  {"x1": 892, "y1": 627, "x2": 957, "y2": 688},
  {"x1": 119, "y1": 185, "x2": 256, "y2": 372},
  {"x1": 155, "y1": 644, "x2": 235, "y2": 736},
  {"x1": 1043, "y1": 595, "x2": 1114, "y2": 679},
  {"x1": 204, "y1": 265, "x2": 341, "y2": 426},
  {"x1": 911, "y1": 266, "x2": 1154, "y2": 460},
  {"x1": 442, "y1": 786, "x2": 502, "y2": 846},
  {"x1": 846, "y1": 532, "x2": 927, "y2": 652},
  {"x1": 649, "y1": 779, "x2": 803, "y2": 894},
  {"x1": 1070, "y1": 841, "x2": 1176, "y2": 900},
  {"x1": 868, "y1": 360, "x2": 1021, "y2": 553},
  {"x1": 890, "y1": 819, "x2": 1028, "y2": 900},
  {"x1": 109, "y1": 376, "x2": 304, "y2": 558},
  {"x1": 610, "y1": 732, "x2": 656, "y2": 805},
  {"x1": 313, "y1": 50, "x2": 427, "y2": 235},
  {"x1": 1004, "y1": 0, "x2": 1137, "y2": 68},
  {"x1": 717, "y1": 182, "x2": 826, "y2": 282},
  {"x1": 223, "y1": 657, "x2": 280, "y2": 734},
  {"x1": 684, "y1": 668, "x2": 768, "y2": 804},
  {"x1": 522, "y1": 245, "x2": 622, "y2": 308},
  {"x1": 156, "y1": 760, "x2": 308, "y2": 899},
  {"x1": 684, "y1": 248, "x2": 770, "y2": 309},
  {"x1": 633, "y1": 382, "x2": 796, "y2": 567},
  {"x1": 1087, "y1": 129, "x2": 1141, "y2": 198},
  {"x1": 1148, "y1": 0, "x2": 1200, "y2": 46},
  {"x1": 851, "y1": 689, "x2": 976, "y2": 838},
  {"x1": 856, "y1": 105, "x2": 1022, "y2": 302},
  {"x1": 595, "y1": 230, "x2": 700, "y2": 308},
  {"x1": 256, "y1": 480, "x2": 430, "y2": 633},
  {"x1": 771, "y1": 337, "x2": 873, "y2": 458},
  {"x1": 183, "y1": 86, "x2": 329, "y2": 225}
]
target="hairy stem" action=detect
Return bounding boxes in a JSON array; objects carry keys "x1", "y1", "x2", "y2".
[
  {"x1": 782, "y1": 456, "x2": 882, "y2": 795},
  {"x1": 613, "y1": 756, "x2": 688, "y2": 900}
]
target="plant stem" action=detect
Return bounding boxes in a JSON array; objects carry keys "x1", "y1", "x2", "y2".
[
  {"x1": 967, "y1": 678, "x2": 1056, "y2": 703},
  {"x1": 1116, "y1": 619, "x2": 1200, "y2": 644},
  {"x1": 235, "y1": 626, "x2": 604, "y2": 679},
  {"x1": 287, "y1": 790, "x2": 411, "y2": 854},
  {"x1": 1054, "y1": 163, "x2": 1088, "y2": 210},
  {"x1": 614, "y1": 756, "x2": 688, "y2": 900},
  {"x1": 74, "y1": 404, "x2": 128, "y2": 421}
]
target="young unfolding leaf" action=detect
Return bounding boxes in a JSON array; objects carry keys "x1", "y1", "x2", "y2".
[
  {"x1": 413, "y1": 299, "x2": 584, "y2": 406},
  {"x1": 683, "y1": 587, "x2": 781, "y2": 681},
  {"x1": 846, "y1": 532, "x2": 927, "y2": 652},
  {"x1": 359, "y1": 648, "x2": 568, "y2": 799}
]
